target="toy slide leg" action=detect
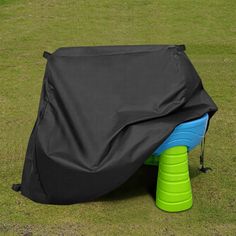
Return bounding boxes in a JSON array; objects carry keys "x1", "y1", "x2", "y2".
[{"x1": 156, "y1": 146, "x2": 192, "y2": 212}]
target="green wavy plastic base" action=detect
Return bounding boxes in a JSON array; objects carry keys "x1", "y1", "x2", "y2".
[{"x1": 156, "y1": 146, "x2": 192, "y2": 212}]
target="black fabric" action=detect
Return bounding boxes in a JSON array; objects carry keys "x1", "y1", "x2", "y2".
[{"x1": 17, "y1": 45, "x2": 217, "y2": 204}]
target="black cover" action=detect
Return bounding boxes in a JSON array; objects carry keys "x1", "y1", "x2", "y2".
[{"x1": 18, "y1": 45, "x2": 217, "y2": 204}]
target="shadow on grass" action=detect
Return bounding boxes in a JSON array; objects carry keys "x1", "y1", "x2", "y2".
[
  {"x1": 98, "y1": 166, "x2": 157, "y2": 202},
  {"x1": 98, "y1": 164, "x2": 201, "y2": 202}
]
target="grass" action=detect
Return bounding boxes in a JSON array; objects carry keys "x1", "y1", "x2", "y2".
[{"x1": 0, "y1": 0, "x2": 235, "y2": 235}]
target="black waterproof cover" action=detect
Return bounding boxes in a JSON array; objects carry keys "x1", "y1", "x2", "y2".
[{"x1": 18, "y1": 45, "x2": 217, "y2": 204}]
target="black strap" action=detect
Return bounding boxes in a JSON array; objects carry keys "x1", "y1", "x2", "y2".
[
  {"x1": 199, "y1": 137, "x2": 212, "y2": 173},
  {"x1": 43, "y1": 51, "x2": 51, "y2": 59},
  {"x1": 176, "y1": 44, "x2": 186, "y2": 51},
  {"x1": 12, "y1": 183, "x2": 21, "y2": 192},
  {"x1": 167, "y1": 45, "x2": 186, "y2": 51}
]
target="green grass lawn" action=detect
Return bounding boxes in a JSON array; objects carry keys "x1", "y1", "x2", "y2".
[{"x1": 0, "y1": 0, "x2": 235, "y2": 235}]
